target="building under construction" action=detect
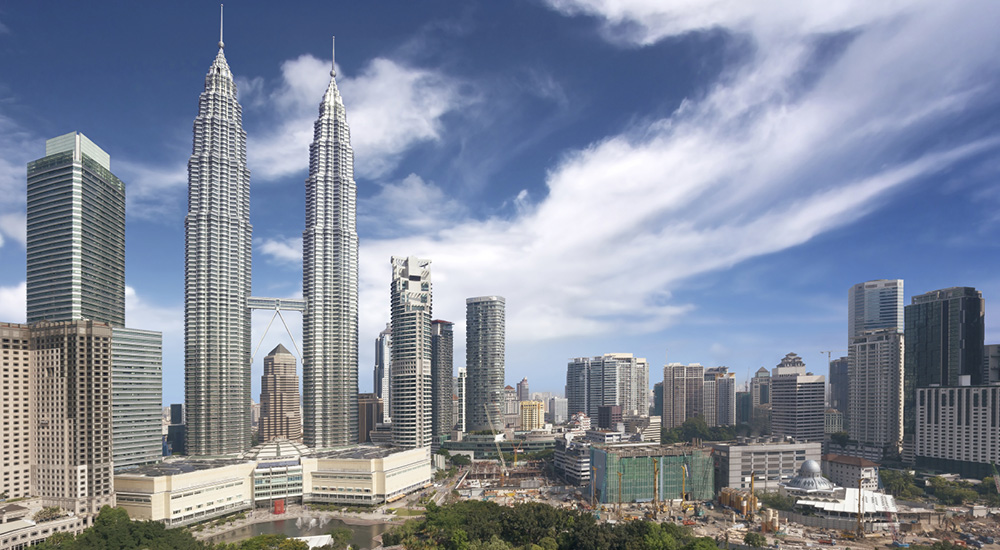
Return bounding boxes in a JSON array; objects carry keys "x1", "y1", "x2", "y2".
[{"x1": 591, "y1": 443, "x2": 714, "y2": 505}]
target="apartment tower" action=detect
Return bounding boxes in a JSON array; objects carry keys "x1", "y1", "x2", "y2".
[
  {"x1": 184, "y1": 28, "x2": 253, "y2": 455},
  {"x1": 302, "y1": 38, "x2": 359, "y2": 449},
  {"x1": 430, "y1": 320, "x2": 454, "y2": 447},
  {"x1": 390, "y1": 256, "x2": 433, "y2": 448},
  {"x1": 465, "y1": 296, "x2": 506, "y2": 432},
  {"x1": 771, "y1": 353, "x2": 825, "y2": 441}
]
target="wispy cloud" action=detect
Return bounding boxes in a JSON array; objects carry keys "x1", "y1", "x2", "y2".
[
  {"x1": 257, "y1": 236, "x2": 303, "y2": 264},
  {"x1": 114, "y1": 159, "x2": 188, "y2": 221},
  {"x1": 359, "y1": 174, "x2": 467, "y2": 238},
  {"x1": 0, "y1": 112, "x2": 37, "y2": 249},
  {"x1": 0, "y1": 281, "x2": 25, "y2": 322},
  {"x1": 245, "y1": 55, "x2": 475, "y2": 182}
]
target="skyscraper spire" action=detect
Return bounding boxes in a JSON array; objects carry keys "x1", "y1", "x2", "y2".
[
  {"x1": 219, "y1": 4, "x2": 224, "y2": 49},
  {"x1": 331, "y1": 35, "x2": 336, "y2": 76},
  {"x1": 185, "y1": 14, "x2": 252, "y2": 456},
  {"x1": 302, "y1": 36, "x2": 359, "y2": 449}
]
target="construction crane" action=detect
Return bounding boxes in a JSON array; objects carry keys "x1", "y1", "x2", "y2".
[
  {"x1": 484, "y1": 404, "x2": 508, "y2": 487},
  {"x1": 748, "y1": 470, "x2": 757, "y2": 522},
  {"x1": 652, "y1": 457, "x2": 660, "y2": 519},
  {"x1": 856, "y1": 476, "x2": 865, "y2": 538}
]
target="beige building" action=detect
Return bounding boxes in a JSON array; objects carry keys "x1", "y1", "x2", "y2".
[
  {"x1": 259, "y1": 344, "x2": 302, "y2": 443},
  {"x1": 520, "y1": 401, "x2": 544, "y2": 431},
  {"x1": 821, "y1": 454, "x2": 879, "y2": 491},
  {"x1": 115, "y1": 442, "x2": 431, "y2": 526},
  {"x1": 0, "y1": 324, "x2": 31, "y2": 500},
  {"x1": 30, "y1": 321, "x2": 115, "y2": 518}
]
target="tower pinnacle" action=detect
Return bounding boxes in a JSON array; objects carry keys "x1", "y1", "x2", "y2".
[
  {"x1": 331, "y1": 36, "x2": 336, "y2": 77},
  {"x1": 219, "y1": 4, "x2": 224, "y2": 49}
]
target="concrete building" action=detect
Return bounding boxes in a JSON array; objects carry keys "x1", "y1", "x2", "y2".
[
  {"x1": 554, "y1": 437, "x2": 591, "y2": 485},
  {"x1": 302, "y1": 40, "x2": 360, "y2": 449},
  {"x1": 0, "y1": 324, "x2": 31, "y2": 500},
  {"x1": 703, "y1": 367, "x2": 735, "y2": 427},
  {"x1": 615, "y1": 354, "x2": 650, "y2": 416},
  {"x1": 517, "y1": 377, "x2": 530, "y2": 402},
  {"x1": 547, "y1": 396, "x2": 568, "y2": 425},
  {"x1": 904, "y1": 287, "x2": 986, "y2": 454},
  {"x1": 985, "y1": 344, "x2": 1000, "y2": 385},
  {"x1": 711, "y1": 437, "x2": 822, "y2": 492},
  {"x1": 111, "y1": 327, "x2": 163, "y2": 471},
  {"x1": 26, "y1": 132, "x2": 125, "y2": 328},
  {"x1": 771, "y1": 353, "x2": 825, "y2": 442},
  {"x1": 567, "y1": 353, "x2": 649, "y2": 420},
  {"x1": 915, "y1": 385, "x2": 1000, "y2": 478},
  {"x1": 821, "y1": 454, "x2": 879, "y2": 491},
  {"x1": 114, "y1": 442, "x2": 431, "y2": 526},
  {"x1": 259, "y1": 344, "x2": 302, "y2": 443},
  {"x1": 520, "y1": 401, "x2": 544, "y2": 431},
  {"x1": 591, "y1": 444, "x2": 714, "y2": 504},
  {"x1": 430, "y1": 320, "x2": 454, "y2": 447},
  {"x1": 828, "y1": 356, "x2": 849, "y2": 418},
  {"x1": 780, "y1": 460, "x2": 898, "y2": 534},
  {"x1": 456, "y1": 367, "x2": 467, "y2": 432},
  {"x1": 357, "y1": 393, "x2": 383, "y2": 444},
  {"x1": 503, "y1": 385, "x2": 518, "y2": 415},
  {"x1": 662, "y1": 362, "x2": 704, "y2": 429},
  {"x1": 825, "y1": 409, "x2": 844, "y2": 434},
  {"x1": 184, "y1": 38, "x2": 253, "y2": 456},
  {"x1": 750, "y1": 367, "x2": 771, "y2": 409},
  {"x1": 849, "y1": 279, "x2": 904, "y2": 339},
  {"x1": 652, "y1": 381, "x2": 664, "y2": 417},
  {"x1": 597, "y1": 404, "x2": 622, "y2": 431},
  {"x1": 465, "y1": 296, "x2": 505, "y2": 432},
  {"x1": 848, "y1": 328, "x2": 903, "y2": 456},
  {"x1": 374, "y1": 323, "x2": 391, "y2": 423},
  {"x1": 736, "y1": 391, "x2": 752, "y2": 425},
  {"x1": 30, "y1": 320, "x2": 116, "y2": 518},
  {"x1": 390, "y1": 256, "x2": 433, "y2": 449}
]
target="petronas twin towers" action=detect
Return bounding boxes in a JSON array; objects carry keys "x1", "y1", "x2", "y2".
[{"x1": 185, "y1": 25, "x2": 357, "y2": 455}]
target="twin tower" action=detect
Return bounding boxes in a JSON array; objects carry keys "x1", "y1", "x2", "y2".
[{"x1": 184, "y1": 30, "x2": 357, "y2": 455}]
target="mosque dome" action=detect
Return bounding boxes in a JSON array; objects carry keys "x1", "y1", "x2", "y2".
[{"x1": 785, "y1": 460, "x2": 835, "y2": 492}]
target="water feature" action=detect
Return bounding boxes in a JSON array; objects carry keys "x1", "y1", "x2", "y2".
[{"x1": 204, "y1": 515, "x2": 394, "y2": 550}]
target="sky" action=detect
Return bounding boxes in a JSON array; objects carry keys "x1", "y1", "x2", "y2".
[{"x1": 1, "y1": 1, "x2": 999, "y2": 407}]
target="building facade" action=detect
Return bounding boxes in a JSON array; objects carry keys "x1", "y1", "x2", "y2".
[
  {"x1": 914, "y1": 385, "x2": 1000, "y2": 478},
  {"x1": 848, "y1": 328, "x2": 903, "y2": 455},
  {"x1": 662, "y1": 363, "x2": 704, "y2": 429},
  {"x1": 547, "y1": 396, "x2": 568, "y2": 425},
  {"x1": 259, "y1": 344, "x2": 302, "y2": 443},
  {"x1": 184, "y1": 39, "x2": 253, "y2": 455},
  {"x1": 750, "y1": 366, "x2": 771, "y2": 408},
  {"x1": 391, "y1": 256, "x2": 433, "y2": 449},
  {"x1": 456, "y1": 367, "x2": 467, "y2": 432},
  {"x1": 520, "y1": 401, "x2": 544, "y2": 431},
  {"x1": 771, "y1": 354, "x2": 825, "y2": 442},
  {"x1": 0, "y1": 323, "x2": 31, "y2": 500},
  {"x1": 111, "y1": 327, "x2": 163, "y2": 471},
  {"x1": 828, "y1": 356, "x2": 849, "y2": 417},
  {"x1": 26, "y1": 132, "x2": 125, "y2": 328},
  {"x1": 357, "y1": 393, "x2": 382, "y2": 444},
  {"x1": 566, "y1": 353, "x2": 648, "y2": 420},
  {"x1": 591, "y1": 444, "x2": 714, "y2": 504},
  {"x1": 517, "y1": 378, "x2": 530, "y2": 402},
  {"x1": 375, "y1": 323, "x2": 391, "y2": 423},
  {"x1": 430, "y1": 320, "x2": 454, "y2": 445},
  {"x1": 821, "y1": 454, "x2": 879, "y2": 491},
  {"x1": 849, "y1": 279, "x2": 904, "y2": 339},
  {"x1": 302, "y1": 40, "x2": 359, "y2": 449},
  {"x1": 703, "y1": 367, "x2": 735, "y2": 427},
  {"x1": 465, "y1": 296, "x2": 505, "y2": 432},
  {"x1": 712, "y1": 438, "x2": 822, "y2": 492}
]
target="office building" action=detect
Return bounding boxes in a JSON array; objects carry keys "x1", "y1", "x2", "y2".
[
  {"x1": 390, "y1": 256, "x2": 433, "y2": 449},
  {"x1": 430, "y1": 320, "x2": 454, "y2": 445},
  {"x1": 0, "y1": 323, "x2": 31, "y2": 500},
  {"x1": 771, "y1": 353, "x2": 825, "y2": 441},
  {"x1": 465, "y1": 296, "x2": 505, "y2": 432},
  {"x1": 112, "y1": 327, "x2": 164, "y2": 471},
  {"x1": 662, "y1": 362, "x2": 704, "y2": 429},
  {"x1": 456, "y1": 367, "x2": 467, "y2": 432},
  {"x1": 374, "y1": 323, "x2": 391, "y2": 422},
  {"x1": 302, "y1": 39, "x2": 359, "y2": 449},
  {"x1": 914, "y1": 385, "x2": 1000, "y2": 478},
  {"x1": 358, "y1": 393, "x2": 383, "y2": 444},
  {"x1": 184, "y1": 35, "x2": 253, "y2": 456},
  {"x1": 31, "y1": 320, "x2": 116, "y2": 517},
  {"x1": 821, "y1": 454, "x2": 879, "y2": 491},
  {"x1": 703, "y1": 367, "x2": 735, "y2": 427},
  {"x1": 849, "y1": 279, "x2": 904, "y2": 339},
  {"x1": 597, "y1": 404, "x2": 622, "y2": 430},
  {"x1": 547, "y1": 396, "x2": 568, "y2": 425},
  {"x1": 167, "y1": 403, "x2": 186, "y2": 456},
  {"x1": 825, "y1": 409, "x2": 844, "y2": 434},
  {"x1": 828, "y1": 356, "x2": 849, "y2": 416},
  {"x1": 750, "y1": 366, "x2": 771, "y2": 408},
  {"x1": 521, "y1": 401, "x2": 544, "y2": 431},
  {"x1": 848, "y1": 329, "x2": 903, "y2": 456},
  {"x1": 26, "y1": 132, "x2": 125, "y2": 328},
  {"x1": 517, "y1": 377, "x2": 530, "y2": 402},
  {"x1": 652, "y1": 381, "x2": 664, "y2": 417},
  {"x1": 985, "y1": 344, "x2": 1000, "y2": 385},
  {"x1": 903, "y1": 287, "x2": 985, "y2": 444},
  {"x1": 565, "y1": 353, "x2": 648, "y2": 420},
  {"x1": 712, "y1": 438, "x2": 822, "y2": 492},
  {"x1": 554, "y1": 437, "x2": 591, "y2": 485},
  {"x1": 615, "y1": 353, "x2": 650, "y2": 416},
  {"x1": 259, "y1": 344, "x2": 302, "y2": 443}
]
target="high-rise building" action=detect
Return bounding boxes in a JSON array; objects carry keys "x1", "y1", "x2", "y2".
[
  {"x1": 390, "y1": 256, "x2": 433, "y2": 449},
  {"x1": 652, "y1": 382, "x2": 664, "y2": 417},
  {"x1": 431, "y1": 320, "x2": 454, "y2": 446},
  {"x1": 597, "y1": 405, "x2": 622, "y2": 430},
  {"x1": 259, "y1": 344, "x2": 302, "y2": 443},
  {"x1": 735, "y1": 391, "x2": 752, "y2": 425},
  {"x1": 455, "y1": 367, "x2": 467, "y2": 432},
  {"x1": 517, "y1": 377, "x2": 530, "y2": 402},
  {"x1": 662, "y1": 363, "x2": 704, "y2": 429},
  {"x1": 0, "y1": 323, "x2": 31, "y2": 500},
  {"x1": 614, "y1": 353, "x2": 650, "y2": 416},
  {"x1": 565, "y1": 353, "x2": 648, "y2": 419},
  {"x1": 848, "y1": 279, "x2": 904, "y2": 339},
  {"x1": 848, "y1": 329, "x2": 903, "y2": 455},
  {"x1": 548, "y1": 396, "x2": 568, "y2": 425},
  {"x1": 827, "y1": 356, "x2": 849, "y2": 417},
  {"x1": 985, "y1": 344, "x2": 1000, "y2": 385},
  {"x1": 357, "y1": 393, "x2": 383, "y2": 444},
  {"x1": 521, "y1": 401, "x2": 544, "y2": 431},
  {"x1": 708, "y1": 367, "x2": 736, "y2": 427},
  {"x1": 26, "y1": 132, "x2": 125, "y2": 328},
  {"x1": 111, "y1": 327, "x2": 163, "y2": 471},
  {"x1": 465, "y1": 296, "x2": 505, "y2": 432},
  {"x1": 184, "y1": 32, "x2": 253, "y2": 455},
  {"x1": 374, "y1": 323, "x2": 391, "y2": 406},
  {"x1": 31, "y1": 320, "x2": 116, "y2": 517},
  {"x1": 915, "y1": 385, "x2": 1000, "y2": 478},
  {"x1": 750, "y1": 367, "x2": 771, "y2": 408},
  {"x1": 771, "y1": 353, "x2": 825, "y2": 442},
  {"x1": 303, "y1": 38, "x2": 359, "y2": 449},
  {"x1": 903, "y1": 287, "x2": 985, "y2": 443}
]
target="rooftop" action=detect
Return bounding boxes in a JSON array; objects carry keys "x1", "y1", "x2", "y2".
[{"x1": 822, "y1": 453, "x2": 880, "y2": 468}]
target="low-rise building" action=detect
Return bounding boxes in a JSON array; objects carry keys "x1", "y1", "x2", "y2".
[
  {"x1": 590, "y1": 443, "x2": 714, "y2": 504},
  {"x1": 554, "y1": 437, "x2": 591, "y2": 485},
  {"x1": 780, "y1": 460, "x2": 897, "y2": 534},
  {"x1": 711, "y1": 437, "x2": 822, "y2": 493},
  {"x1": 821, "y1": 454, "x2": 879, "y2": 491}
]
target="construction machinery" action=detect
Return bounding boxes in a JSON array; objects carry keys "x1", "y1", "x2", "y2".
[{"x1": 485, "y1": 404, "x2": 508, "y2": 487}]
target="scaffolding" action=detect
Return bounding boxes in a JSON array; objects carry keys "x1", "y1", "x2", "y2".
[{"x1": 591, "y1": 444, "x2": 714, "y2": 505}]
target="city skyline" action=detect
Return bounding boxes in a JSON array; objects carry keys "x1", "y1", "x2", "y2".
[{"x1": 2, "y1": 3, "x2": 1000, "y2": 405}]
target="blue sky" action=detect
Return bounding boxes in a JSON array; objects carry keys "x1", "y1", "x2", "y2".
[{"x1": 1, "y1": 2, "x2": 999, "y2": 407}]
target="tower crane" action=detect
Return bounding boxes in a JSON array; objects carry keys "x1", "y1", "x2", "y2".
[{"x1": 485, "y1": 404, "x2": 508, "y2": 487}]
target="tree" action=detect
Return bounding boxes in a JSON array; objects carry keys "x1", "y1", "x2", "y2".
[
  {"x1": 451, "y1": 454, "x2": 472, "y2": 466},
  {"x1": 744, "y1": 532, "x2": 767, "y2": 547},
  {"x1": 830, "y1": 431, "x2": 851, "y2": 447},
  {"x1": 680, "y1": 416, "x2": 710, "y2": 442},
  {"x1": 324, "y1": 527, "x2": 353, "y2": 550}
]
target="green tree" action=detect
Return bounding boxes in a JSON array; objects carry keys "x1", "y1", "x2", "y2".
[
  {"x1": 756, "y1": 491, "x2": 796, "y2": 512},
  {"x1": 830, "y1": 431, "x2": 851, "y2": 447},
  {"x1": 744, "y1": 532, "x2": 767, "y2": 547},
  {"x1": 451, "y1": 454, "x2": 472, "y2": 466},
  {"x1": 680, "y1": 416, "x2": 710, "y2": 442}
]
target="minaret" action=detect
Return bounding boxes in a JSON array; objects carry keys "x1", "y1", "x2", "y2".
[
  {"x1": 184, "y1": 6, "x2": 253, "y2": 455},
  {"x1": 302, "y1": 36, "x2": 359, "y2": 448}
]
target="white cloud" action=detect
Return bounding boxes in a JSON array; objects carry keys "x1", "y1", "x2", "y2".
[
  {"x1": 0, "y1": 281, "x2": 25, "y2": 323},
  {"x1": 0, "y1": 113, "x2": 36, "y2": 248},
  {"x1": 246, "y1": 55, "x2": 473, "y2": 181},
  {"x1": 360, "y1": 174, "x2": 467, "y2": 238},
  {"x1": 0, "y1": 213, "x2": 25, "y2": 247},
  {"x1": 114, "y1": 160, "x2": 188, "y2": 221},
  {"x1": 257, "y1": 237, "x2": 303, "y2": 264}
]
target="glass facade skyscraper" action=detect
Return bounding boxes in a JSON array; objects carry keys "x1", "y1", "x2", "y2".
[
  {"x1": 390, "y1": 256, "x2": 433, "y2": 449},
  {"x1": 848, "y1": 279, "x2": 903, "y2": 338},
  {"x1": 112, "y1": 327, "x2": 164, "y2": 471},
  {"x1": 465, "y1": 296, "x2": 505, "y2": 432}
]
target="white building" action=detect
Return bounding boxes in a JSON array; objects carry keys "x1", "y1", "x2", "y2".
[
  {"x1": 821, "y1": 454, "x2": 879, "y2": 491},
  {"x1": 390, "y1": 256, "x2": 433, "y2": 449},
  {"x1": 711, "y1": 437, "x2": 822, "y2": 492},
  {"x1": 771, "y1": 354, "x2": 825, "y2": 442},
  {"x1": 848, "y1": 328, "x2": 903, "y2": 455},
  {"x1": 465, "y1": 296, "x2": 505, "y2": 432},
  {"x1": 554, "y1": 437, "x2": 591, "y2": 485},
  {"x1": 566, "y1": 353, "x2": 649, "y2": 419},
  {"x1": 548, "y1": 397, "x2": 568, "y2": 424},
  {"x1": 915, "y1": 384, "x2": 1000, "y2": 478}
]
